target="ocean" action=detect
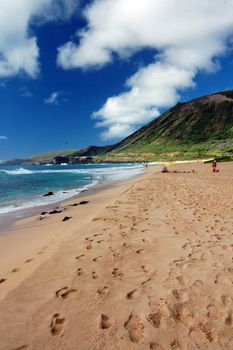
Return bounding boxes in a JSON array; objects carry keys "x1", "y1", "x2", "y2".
[{"x1": 0, "y1": 163, "x2": 144, "y2": 216}]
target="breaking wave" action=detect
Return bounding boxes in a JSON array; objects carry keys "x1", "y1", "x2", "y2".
[{"x1": 2, "y1": 168, "x2": 34, "y2": 175}]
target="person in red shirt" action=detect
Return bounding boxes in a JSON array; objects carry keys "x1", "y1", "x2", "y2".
[{"x1": 212, "y1": 159, "x2": 217, "y2": 172}]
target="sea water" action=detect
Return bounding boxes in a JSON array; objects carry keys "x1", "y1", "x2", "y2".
[{"x1": 0, "y1": 163, "x2": 144, "y2": 215}]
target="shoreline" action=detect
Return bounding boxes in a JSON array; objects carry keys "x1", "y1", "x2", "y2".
[{"x1": 0, "y1": 166, "x2": 145, "y2": 233}]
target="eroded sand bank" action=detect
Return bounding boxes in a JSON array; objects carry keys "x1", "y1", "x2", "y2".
[{"x1": 0, "y1": 162, "x2": 233, "y2": 350}]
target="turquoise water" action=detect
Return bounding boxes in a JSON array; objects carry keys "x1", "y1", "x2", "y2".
[{"x1": 0, "y1": 163, "x2": 144, "y2": 215}]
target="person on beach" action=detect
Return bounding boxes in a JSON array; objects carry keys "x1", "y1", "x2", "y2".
[
  {"x1": 162, "y1": 165, "x2": 168, "y2": 173},
  {"x1": 212, "y1": 159, "x2": 219, "y2": 172}
]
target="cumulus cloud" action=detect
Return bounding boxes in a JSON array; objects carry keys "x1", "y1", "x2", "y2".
[
  {"x1": 58, "y1": 0, "x2": 233, "y2": 140},
  {"x1": 45, "y1": 91, "x2": 64, "y2": 104},
  {"x1": 0, "y1": 0, "x2": 79, "y2": 79},
  {"x1": 0, "y1": 136, "x2": 8, "y2": 140}
]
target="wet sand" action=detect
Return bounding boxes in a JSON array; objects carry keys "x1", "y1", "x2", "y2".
[{"x1": 0, "y1": 162, "x2": 233, "y2": 350}]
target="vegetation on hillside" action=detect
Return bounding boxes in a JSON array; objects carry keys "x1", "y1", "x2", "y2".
[{"x1": 98, "y1": 91, "x2": 233, "y2": 161}]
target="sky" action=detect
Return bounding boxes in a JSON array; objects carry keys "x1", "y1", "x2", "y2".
[{"x1": 1, "y1": 0, "x2": 233, "y2": 161}]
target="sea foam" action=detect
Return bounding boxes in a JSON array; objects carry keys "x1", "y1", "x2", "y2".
[{"x1": 2, "y1": 168, "x2": 33, "y2": 175}]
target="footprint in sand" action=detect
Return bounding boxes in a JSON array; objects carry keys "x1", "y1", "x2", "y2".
[
  {"x1": 147, "y1": 311, "x2": 162, "y2": 328},
  {"x1": 60, "y1": 288, "x2": 77, "y2": 299},
  {"x1": 120, "y1": 233, "x2": 127, "y2": 238},
  {"x1": 12, "y1": 268, "x2": 20, "y2": 273},
  {"x1": 141, "y1": 278, "x2": 152, "y2": 287},
  {"x1": 141, "y1": 265, "x2": 151, "y2": 273},
  {"x1": 0, "y1": 278, "x2": 7, "y2": 284},
  {"x1": 150, "y1": 343, "x2": 165, "y2": 350},
  {"x1": 25, "y1": 259, "x2": 33, "y2": 263},
  {"x1": 86, "y1": 244, "x2": 92, "y2": 250},
  {"x1": 171, "y1": 339, "x2": 182, "y2": 349},
  {"x1": 124, "y1": 313, "x2": 144, "y2": 343},
  {"x1": 92, "y1": 271, "x2": 99, "y2": 279},
  {"x1": 182, "y1": 243, "x2": 191, "y2": 250},
  {"x1": 112, "y1": 268, "x2": 123, "y2": 278},
  {"x1": 76, "y1": 254, "x2": 85, "y2": 260},
  {"x1": 225, "y1": 310, "x2": 232, "y2": 326},
  {"x1": 100, "y1": 314, "x2": 113, "y2": 329},
  {"x1": 93, "y1": 256, "x2": 103, "y2": 262},
  {"x1": 191, "y1": 280, "x2": 203, "y2": 295},
  {"x1": 136, "y1": 249, "x2": 144, "y2": 255},
  {"x1": 50, "y1": 313, "x2": 65, "y2": 336},
  {"x1": 97, "y1": 240, "x2": 104, "y2": 244},
  {"x1": 55, "y1": 287, "x2": 77, "y2": 299},
  {"x1": 37, "y1": 251, "x2": 43, "y2": 255},
  {"x1": 215, "y1": 275, "x2": 232, "y2": 286},
  {"x1": 127, "y1": 289, "x2": 140, "y2": 300},
  {"x1": 113, "y1": 252, "x2": 121, "y2": 258},
  {"x1": 55, "y1": 286, "x2": 69, "y2": 297},
  {"x1": 77, "y1": 268, "x2": 84, "y2": 276},
  {"x1": 221, "y1": 295, "x2": 232, "y2": 307},
  {"x1": 97, "y1": 286, "x2": 108, "y2": 295},
  {"x1": 11, "y1": 345, "x2": 29, "y2": 350}
]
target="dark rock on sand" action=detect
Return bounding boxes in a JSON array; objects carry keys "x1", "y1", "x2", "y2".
[
  {"x1": 49, "y1": 209, "x2": 62, "y2": 215},
  {"x1": 40, "y1": 211, "x2": 48, "y2": 215},
  {"x1": 62, "y1": 216, "x2": 72, "y2": 222},
  {"x1": 43, "y1": 191, "x2": 54, "y2": 197},
  {"x1": 70, "y1": 203, "x2": 79, "y2": 206},
  {"x1": 79, "y1": 201, "x2": 89, "y2": 205}
]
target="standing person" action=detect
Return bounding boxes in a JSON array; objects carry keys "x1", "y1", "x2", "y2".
[{"x1": 212, "y1": 159, "x2": 217, "y2": 172}]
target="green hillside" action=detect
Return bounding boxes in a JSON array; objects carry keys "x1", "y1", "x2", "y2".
[{"x1": 99, "y1": 90, "x2": 233, "y2": 161}]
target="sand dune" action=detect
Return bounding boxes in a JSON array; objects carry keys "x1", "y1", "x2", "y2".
[{"x1": 0, "y1": 162, "x2": 233, "y2": 349}]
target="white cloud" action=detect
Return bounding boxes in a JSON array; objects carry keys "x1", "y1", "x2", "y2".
[
  {"x1": 57, "y1": 0, "x2": 233, "y2": 139},
  {"x1": 0, "y1": 0, "x2": 79, "y2": 79},
  {"x1": 0, "y1": 136, "x2": 8, "y2": 140},
  {"x1": 45, "y1": 91, "x2": 63, "y2": 104}
]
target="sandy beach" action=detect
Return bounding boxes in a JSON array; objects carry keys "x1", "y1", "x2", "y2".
[{"x1": 0, "y1": 162, "x2": 233, "y2": 350}]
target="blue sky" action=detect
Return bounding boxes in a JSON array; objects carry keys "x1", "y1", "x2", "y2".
[{"x1": 1, "y1": 0, "x2": 233, "y2": 161}]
